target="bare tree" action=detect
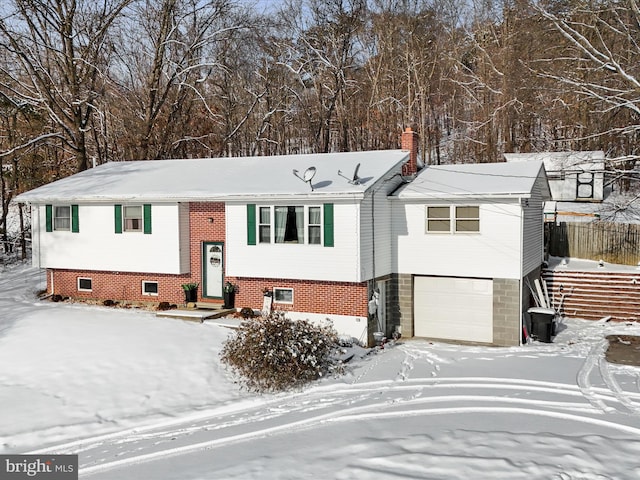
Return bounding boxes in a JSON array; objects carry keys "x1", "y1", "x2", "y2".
[
  {"x1": 537, "y1": 0, "x2": 640, "y2": 167},
  {"x1": 0, "y1": 0, "x2": 135, "y2": 172}
]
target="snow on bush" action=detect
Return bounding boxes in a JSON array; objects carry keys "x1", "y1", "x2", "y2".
[{"x1": 220, "y1": 312, "x2": 344, "y2": 392}]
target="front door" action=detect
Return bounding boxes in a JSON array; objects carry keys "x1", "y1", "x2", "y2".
[{"x1": 203, "y1": 242, "x2": 223, "y2": 298}]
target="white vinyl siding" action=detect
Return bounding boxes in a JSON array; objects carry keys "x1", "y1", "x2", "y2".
[
  {"x1": 35, "y1": 203, "x2": 187, "y2": 274},
  {"x1": 395, "y1": 201, "x2": 523, "y2": 279},
  {"x1": 227, "y1": 202, "x2": 362, "y2": 282},
  {"x1": 522, "y1": 175, "x2": 546, "y2": 276},
  {"x1": 360, "y1": 166, "x2": 405, "y2": 280}
]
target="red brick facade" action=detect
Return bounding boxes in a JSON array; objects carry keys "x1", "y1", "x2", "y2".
[
  {"x1": 401, "y1": 127, "x2": 418, "y2": 176},
  {"x1": 46, "y1": 201, "x2": 369, "y2": 317}
]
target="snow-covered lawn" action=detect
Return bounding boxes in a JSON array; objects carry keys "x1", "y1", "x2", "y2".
[{"x1": 2, "y1": 262, "x2": 640, "y2": 479}]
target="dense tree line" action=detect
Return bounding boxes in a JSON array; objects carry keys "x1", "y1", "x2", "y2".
[{"x1": 2, "y1": 0, "x2": 640, "y2": 249}]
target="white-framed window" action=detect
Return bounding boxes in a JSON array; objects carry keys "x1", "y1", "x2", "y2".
[
  {"x1": 308, "y1": 206, "x2": 322, "y2": 245},
  {"x1": 77, "y1": 277, "x2": 92, "y2": 292},
  {"x1": 455, "y1": 206, "x2": 480, "y2": 233},
  {"x1": 259, "y1": 207, "x2": 271, "y2": 244},
  {"x1": 142, "y1": 281, "x2": 159, "y2": 296},
  {"x1": 426, "y1": 206, "x2": 480, "y2": 234},
  {"x1": 258, "y1": 205, "x2": 323, "y2": 245},
  {"x1": 124, "y1": 205, "x2": 143, "y2": 232},
  {"x1": 54, "y1": 206, "x2": 71, "y2": 231},
  {"x1": 426, "y1": 206, "x2": 451, "y2": 233},
  {"x1": 273, "y1": 287, "x2": 294, "y2": 304}
]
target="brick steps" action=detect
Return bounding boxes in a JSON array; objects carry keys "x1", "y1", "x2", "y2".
[{"x1": 542, "y1": 268, "x2": 640, "y2": 322}]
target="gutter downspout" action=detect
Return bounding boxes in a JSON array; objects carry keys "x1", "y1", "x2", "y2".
[{"x1": 518, "y1": 195, "x2": 525, "y2": 346}]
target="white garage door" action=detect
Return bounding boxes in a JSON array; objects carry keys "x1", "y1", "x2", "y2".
[{"x1": 414, "y1": 276, "x2": 493, "y2": 343}]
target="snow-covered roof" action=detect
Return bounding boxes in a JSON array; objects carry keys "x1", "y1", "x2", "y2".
[
  {"x1": 504, "y1": 151, "x2": 605, "y2": 172},
  {"x1": 16, "y1": 150, "x2": 409, "y2": 203},
  {"x1": 393, "y1": 161, "x2": 549, "y2": 199}
]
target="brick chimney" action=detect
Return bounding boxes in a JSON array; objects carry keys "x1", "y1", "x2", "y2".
[{"x1": 401, "y1": 127, "x2": 418, "y2": 175}]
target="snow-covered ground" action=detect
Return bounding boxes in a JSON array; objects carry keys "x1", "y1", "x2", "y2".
[{"x1": 2, "y1": 262, "x2": 640, "y2": 479}]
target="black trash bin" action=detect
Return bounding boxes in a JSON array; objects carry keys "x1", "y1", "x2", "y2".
[{"x1": 527, "y1": 307, "x2": 556, "y2": 343}]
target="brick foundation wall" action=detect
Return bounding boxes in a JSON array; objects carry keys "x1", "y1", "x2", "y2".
[
  {"x1": 226, "y1": 276, "x2": 369, "y2": 317},
  {"x1": 47, "y1": 269, "x2": 194, "y2": 304}
]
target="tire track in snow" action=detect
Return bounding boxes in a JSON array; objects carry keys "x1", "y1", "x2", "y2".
[
  {"x1": 578, "y1": 337, "x2": 640, "y2": 415},
  {"x1": 77, "y1": 402, "x2": 640, "y2": 477},
  {"x1": 28, "y1": 375, "x2": 640, "y2": 476}
]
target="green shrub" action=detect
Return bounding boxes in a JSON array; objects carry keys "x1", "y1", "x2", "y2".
[{"x1": 220, "y1": 312, "x2": 344, "y2": 392}]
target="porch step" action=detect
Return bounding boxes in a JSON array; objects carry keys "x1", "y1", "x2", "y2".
[{"x1": 156, "y1": 305, "x2": 236, "y2": 323}]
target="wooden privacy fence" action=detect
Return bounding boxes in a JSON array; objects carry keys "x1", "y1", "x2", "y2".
[{"x1": 547, "y1": 221, "x2": 640, "y2": 265}]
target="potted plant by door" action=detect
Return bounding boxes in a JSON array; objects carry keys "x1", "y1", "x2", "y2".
[
  {"x1": 181, "y1": 282, "x2": 199, "y2": 303},
  {"x1": 223, "y1": 281, "x2": 236, "y2": 309}
]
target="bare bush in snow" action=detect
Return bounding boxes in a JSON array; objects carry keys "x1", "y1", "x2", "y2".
[{"x1": 220, "y1": 312, "x2": 344, "y2": 392}]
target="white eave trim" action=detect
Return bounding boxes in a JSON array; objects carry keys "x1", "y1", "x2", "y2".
[{"x1": 17, "y1": 192, "x2": 367, "y2": 205}]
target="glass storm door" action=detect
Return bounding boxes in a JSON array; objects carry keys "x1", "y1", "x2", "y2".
[{"x1": 203, "y1": 242, "x2": 223, "y2": 298}]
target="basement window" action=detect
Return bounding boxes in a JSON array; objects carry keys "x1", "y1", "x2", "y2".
[
  {"x1": 77, "y1": 277, "x2": 92, "y2": 292},
  {"x1": 142, "y1": 281, "x2": 159, "y2": 296},
  {"x1": 273, "y1": 287, "x2": 294, "y2": 304}
]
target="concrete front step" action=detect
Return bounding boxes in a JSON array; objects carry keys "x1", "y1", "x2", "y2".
[{"x1": 156, "y1": 306, "x2": 236, "y2": 322}]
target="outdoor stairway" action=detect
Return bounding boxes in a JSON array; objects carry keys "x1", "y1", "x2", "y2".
[{"x1": 542, "y1": 268, "x2": 640, "y2": 321}]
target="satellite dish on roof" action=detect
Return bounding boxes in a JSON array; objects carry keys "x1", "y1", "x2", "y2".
[
  {"x1": 293, "y1": 166, "x2": 316, "y2": 191},
  {"x1": 338, "y1": 163, "x2": 361, "y2": 185}
]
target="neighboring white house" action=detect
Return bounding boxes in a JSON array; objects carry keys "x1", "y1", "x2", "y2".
[
  {"x1": 390, "y1": 161, "x2": 551, "y2": 346},
  {"x1": 504, "y1": 151, "x2": 604, "y2": 202},
  {"x1": 16, "y1": 131, "x2": 551, "y2": 347}
]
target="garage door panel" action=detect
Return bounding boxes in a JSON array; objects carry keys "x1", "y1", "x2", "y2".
[{"x1": 414, "y1": 276, "x2": 493, "y2": 343}]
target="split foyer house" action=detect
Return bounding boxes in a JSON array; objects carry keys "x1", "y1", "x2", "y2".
[{"x1": 16, "y1": 130, "x2": 551, "y2": 347}]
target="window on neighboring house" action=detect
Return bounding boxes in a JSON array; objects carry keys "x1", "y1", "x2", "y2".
[
  {"x1": 142, "y1": 281, "x2": 159, "y2": 296},
  {"x1": 455, "y1": 206, "x2": 480, "y2": 233},
  {"x1": 426, "y1": 206, "x2": 480, "y2": 234},
  {"x1": 426, "y1": 206, "x2": 451, "y2": 233},
  {"x1": 547, "y1": 171, "x2": 565, "y2": 181},
  {"x1": 308, "y1": 206, "x2": 321, "y2": 245},
  {"x1": 77, "y1": 277, "x2": 92, "y2": 292},
  {"x1": 259, "y1": 207, "x2": 271, "y2": 244},
  {"x1": 273, "y1": 287, "x2": 294, "y2": 304},
  {"x1": 576, "y1": 172, "x2": 594, "y2": 199}
]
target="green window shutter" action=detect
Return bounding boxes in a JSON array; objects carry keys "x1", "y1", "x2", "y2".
[
  {"x1": 323, "y1": 203, "x2": 334, "y2": 247},
  {"x1": 114, "y1": 204, "x2": 122, "y2": 234},
  {"x1": 45, "y1": 205, "x2": 53, "y2": 232},
  {"x1": 143, "y1": 204, "x2": 152, "y2": 234},
  {"x1": 71, "y1": 205, "x2": 79, "y2": 233},
  {"x1": 247, "y1": 204, "x2": 256, "y2": 245}
]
